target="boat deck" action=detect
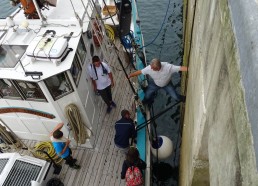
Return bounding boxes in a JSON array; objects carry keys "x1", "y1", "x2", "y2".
[{"x1": 8, "y1": 47, "x2": 137, "y2": 186}]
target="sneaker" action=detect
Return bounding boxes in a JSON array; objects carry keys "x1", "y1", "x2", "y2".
[
  {"x1": 72, "y1": 159, "x2": 77, "y2": 164},
  {"x1": 65, "y1": 159, "x2": 77, "y2": 165},
  {"x1": 70, "y1": 164, "x2": 80, "y2": 169},
  {"x1": 111, "y1": 101, "x2": 116, "y2": 107},
  {"x1": 107, "y1": 106, "x2": 112, "y2": 113}
]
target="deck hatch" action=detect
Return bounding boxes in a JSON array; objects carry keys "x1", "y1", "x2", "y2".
[
  {"x1": 3, "y1": 160, "x2": 42, "y2": 186},
  {"x1": 0, "y1": 158, "x2": 9, "y2": 174}
]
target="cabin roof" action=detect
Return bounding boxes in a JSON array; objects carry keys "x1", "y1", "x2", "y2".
[{"x1": 0, "y1": 0, "x2": 92, "y2": 82}]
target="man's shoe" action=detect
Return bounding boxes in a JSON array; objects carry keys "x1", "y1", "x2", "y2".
[
  {"x1": 107, "y1": 106, "x2": 112, "y2": 113},
  {"x1": 111, "y1": 101, "x2": 116, "y2": 107},
  {"x1": 70, "y1": 164, "x2": 80, "y2": 169},
  {"x1": 142, "y1": 99, "x2": 147, "y2": 105},
  {"x1": 142, "y1": 98, "x2": 153, "y2": 107}
]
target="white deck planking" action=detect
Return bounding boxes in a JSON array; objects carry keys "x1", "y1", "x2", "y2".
[{"x1": 77, "y1": 50, "x2": 133, "y2": 186}]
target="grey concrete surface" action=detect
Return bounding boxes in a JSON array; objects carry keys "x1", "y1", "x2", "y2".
[
  {"x1": 229, "y1": 0, "x2": 258, "y2": 168},
  {"x1": 180, "y1": 0, "x2": 258, "y2": 185}
]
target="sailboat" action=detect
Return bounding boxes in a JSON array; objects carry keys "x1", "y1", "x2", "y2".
[{"x1": 0, "y1": 0, "x2": 151, "y2": 185}]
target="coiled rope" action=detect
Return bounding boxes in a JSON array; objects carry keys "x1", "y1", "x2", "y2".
[
  {"x1": 33, "y1": 141, "x2": 63, "y2": 164},
  {"x1": 65, "y1": 104, "x2": 90, "y2": 145},
  {"x1": 0, "y1": 119, "x2": 62, "y2": 164},
  {"x1": 104, "y1": 24, "x2": 115, "y2": 41},
  {"x1": 0, "y1": 124, "x2": 20, "y2": 150}
]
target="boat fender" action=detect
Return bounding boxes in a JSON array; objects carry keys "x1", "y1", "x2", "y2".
[
  {"x1": 92, "y1": 21, "x2": 103, "y2": 47},
  {"x1": 151, "y1": 135, "x2": 173, "y2": 160},
  {"x1": 118, "y1": 0, "x2": 132, "y2": 37}
]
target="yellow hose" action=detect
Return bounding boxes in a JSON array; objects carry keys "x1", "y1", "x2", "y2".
[
  {"x1": 33, "y1": 141, "x2": 63, "y2": 164},
  {"x1": 105, "y1": 24, "x2": 115, "y2": 41}
]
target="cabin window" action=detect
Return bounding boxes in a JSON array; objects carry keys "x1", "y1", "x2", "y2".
[
  {"x1": 44, "y1": 73, "x2": 73, "y2": 100},
  {"x1": 70, "y1": 56, "x2": 82, "y2": 86},
  {"x1": 0, "y1": 79, "x2": 22, "y2": 99},
  {"x1": 0, "y1": 45, "x2": 27, "y2": 68},
  {"x1": 14, "y1": 80, "x2": 47, "y2": 101},
  {"x1": 77, "y1": 37, "x2": 87, "y2": 65}
]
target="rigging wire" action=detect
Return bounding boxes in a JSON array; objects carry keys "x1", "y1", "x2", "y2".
[
  {"x1": 136, "y1": 101, "x2": 180, "y2": 131},
  {"x1": 91, "y1": 0, "x2": 138, "y2": 96},
  {"x1": 140, "y1": 0, "x2": 171, "y2": 49},
  {"x1": 150, "y1": 105, "x2": 159, "y2": 165}
]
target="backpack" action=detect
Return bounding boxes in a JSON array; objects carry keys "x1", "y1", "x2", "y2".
[{"x1": 125, "y1": 166, "x2": 144, "y2": 186}]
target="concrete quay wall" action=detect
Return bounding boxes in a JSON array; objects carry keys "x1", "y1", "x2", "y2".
[{"x1": 180, "y1": 0, "x2": 258, "y2": 185}]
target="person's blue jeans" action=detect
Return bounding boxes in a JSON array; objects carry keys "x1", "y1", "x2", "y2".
[{"x1": 144, "y1": 80, "x2": 181, "y2": 102}]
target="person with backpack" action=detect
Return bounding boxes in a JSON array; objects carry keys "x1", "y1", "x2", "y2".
[
  {"x1": 88, "y1": 55, "x2": 116, "y2": 113},
  {"x1": 121, "y1": 147, "x2": 146, "y2": 186}
]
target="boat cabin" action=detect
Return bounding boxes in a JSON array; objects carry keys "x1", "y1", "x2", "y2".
[{"x1": 0, "y1": 0, "x2": 112, "y2": 148}]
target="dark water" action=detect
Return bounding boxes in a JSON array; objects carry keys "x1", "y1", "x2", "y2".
[
  {"x1": 0, "y1": 0, "x2": 183, "y2": 185},
  {"x1": 138, "y1": 0, "x2": 183, "y2": 185}
]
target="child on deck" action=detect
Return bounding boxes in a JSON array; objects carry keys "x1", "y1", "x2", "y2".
[{"x1": 50, "y1": 123, "x2": 80, "y2": 169}]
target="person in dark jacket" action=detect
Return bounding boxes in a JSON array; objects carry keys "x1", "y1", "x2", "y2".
[
  {"x1": 114, "y1": 110, "x2": 136, "y2": 152},
  {"x1": 121, "y1": 147, "x2": 146, "y2": 179}
]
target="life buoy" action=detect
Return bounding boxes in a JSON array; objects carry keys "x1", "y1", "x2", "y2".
[
  {"x1": 19, "y1": 0, "x2": 39, "y2": 19},
  {"x1": 92, "y1": 21, "x2": 103, "y2": 47}
]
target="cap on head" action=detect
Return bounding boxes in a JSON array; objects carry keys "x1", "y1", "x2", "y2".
[{"x1": 121, "y1": 109, "x2": 130, "y2": 118}]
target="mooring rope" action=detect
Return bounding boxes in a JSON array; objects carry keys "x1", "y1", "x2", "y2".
[
  {"x1": 140, "y1": 0, "x2": 171, "y2": 49},
  {"x1": 65, "y1": 104, "x2": 91, "y2": 145}
]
